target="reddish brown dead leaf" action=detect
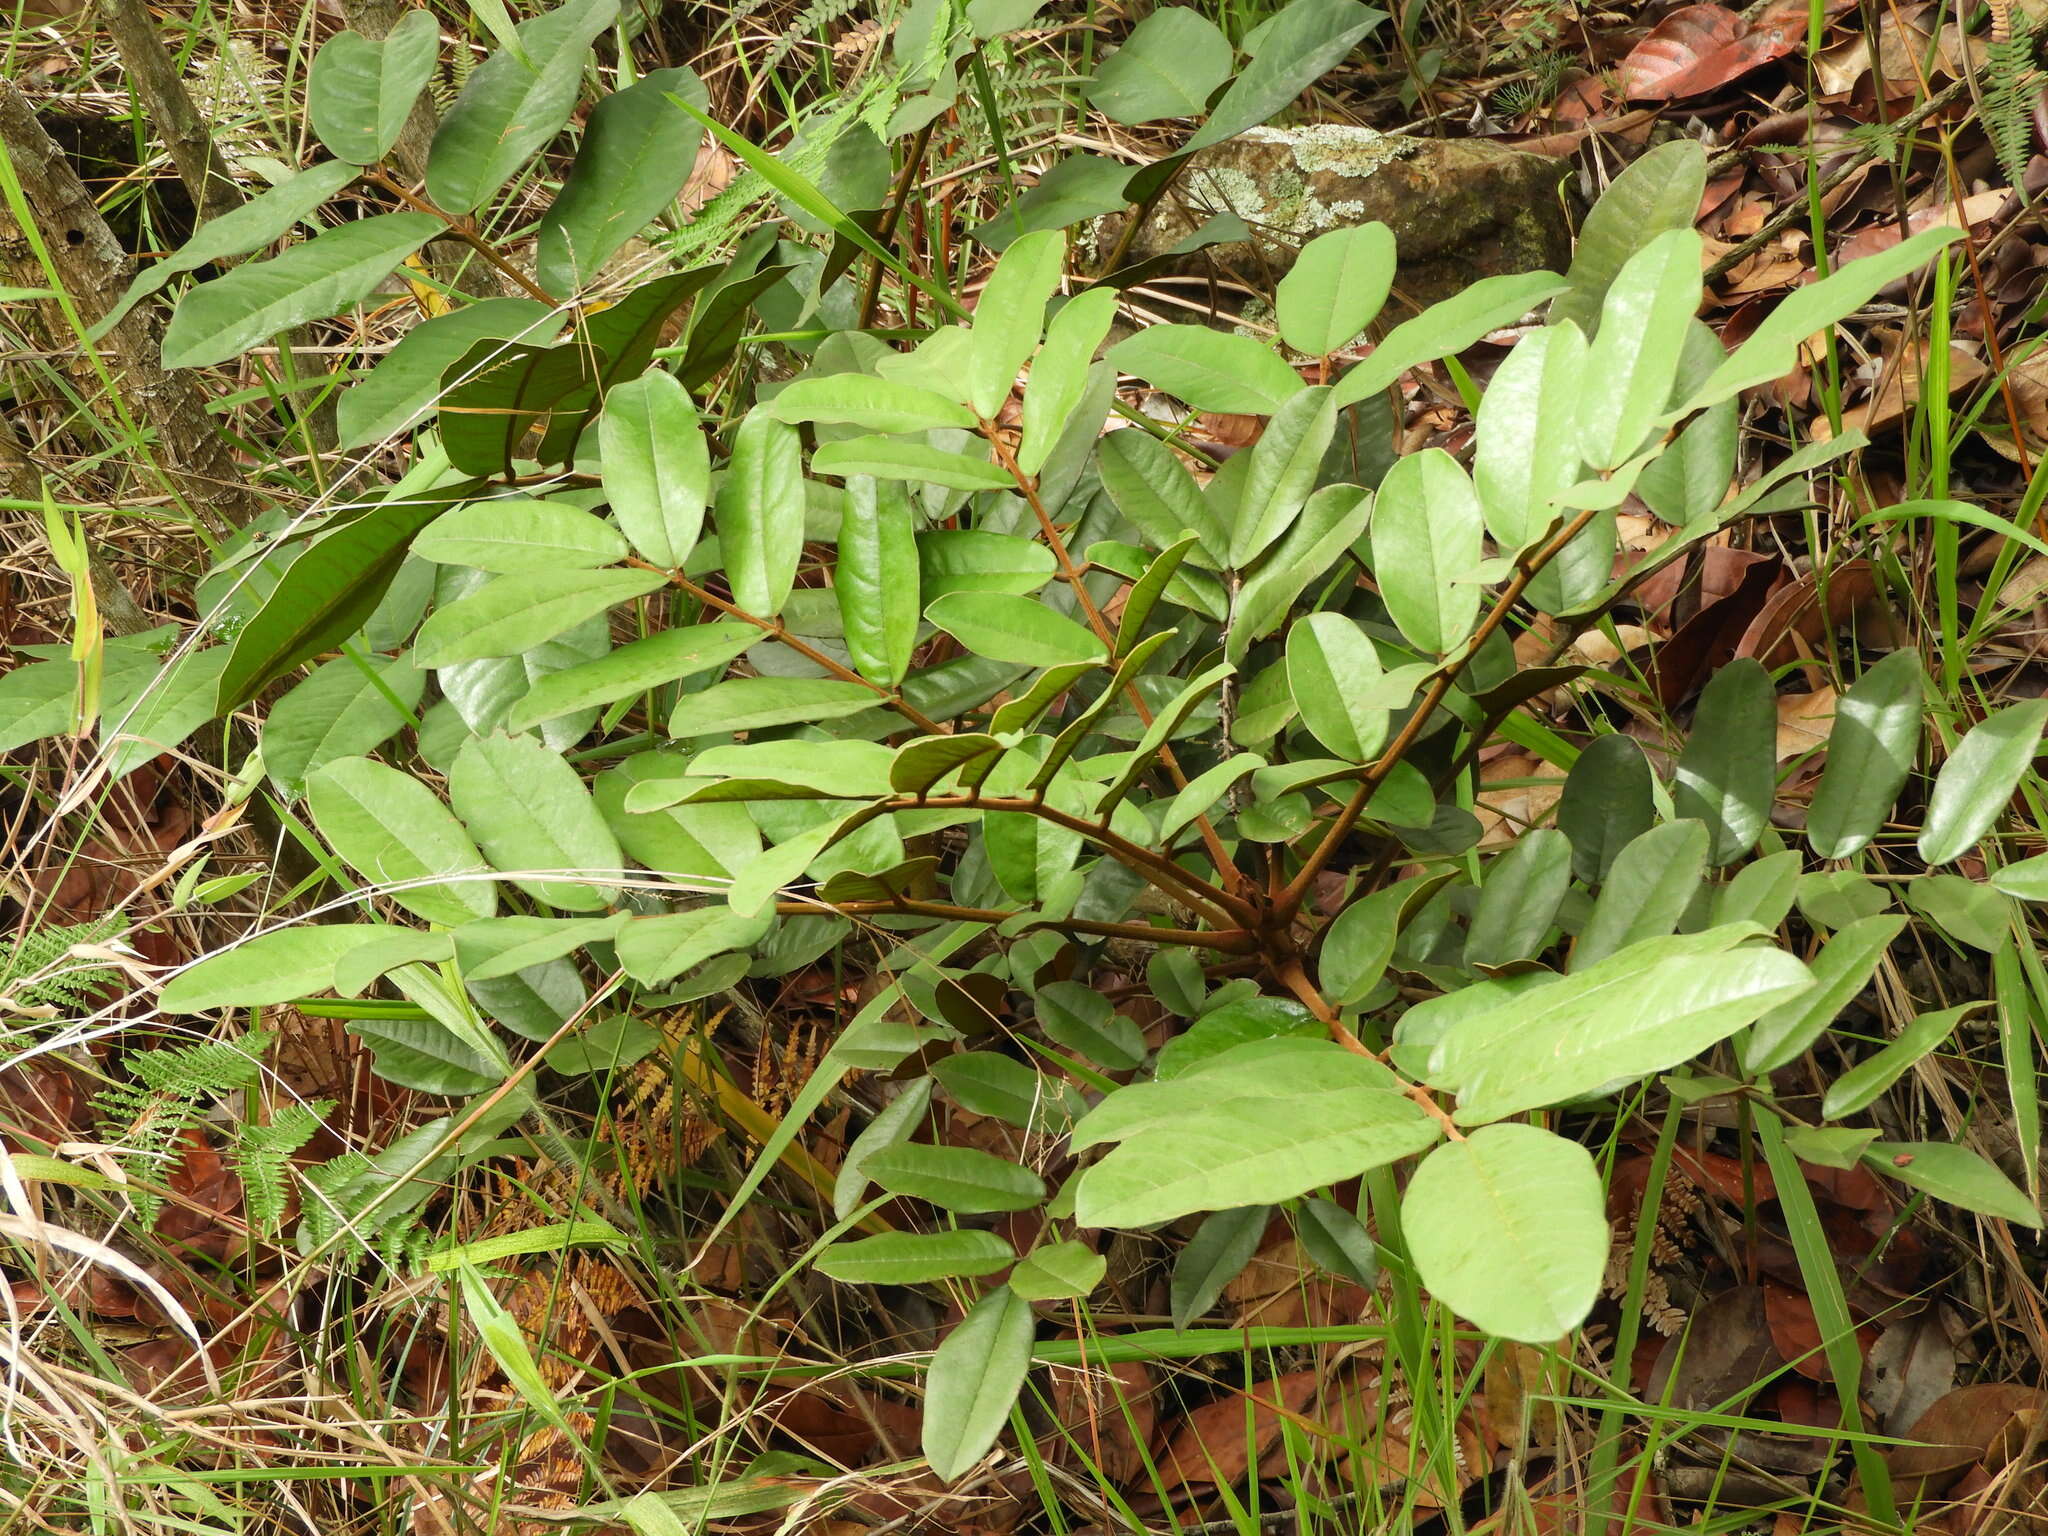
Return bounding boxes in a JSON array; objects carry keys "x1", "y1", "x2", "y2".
[
  {"x1": 1051, "y1": 1353, "x2": 1155, "y2": 1483},
  {"x1": 1158, "y1": 1369, "x2": 1320, "y2": 1491},
  {"x1": 1880, "y1": 1384, "x2": 2048, "y2": 1508},
  {"x1": 1734, "y1": 558, "x2": 1879, "y2": 670},
  {"x1": 1619, "y1": 5, "x2": 1798, "y2": 100},
  {"x1": 1762, "y1": 1281, "x2": 1877, "y2": 1381}
]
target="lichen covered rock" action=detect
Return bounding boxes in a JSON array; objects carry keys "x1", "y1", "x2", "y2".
[{"x1": 1109, "y1": 125, "x2": 1574, "y2": 306}]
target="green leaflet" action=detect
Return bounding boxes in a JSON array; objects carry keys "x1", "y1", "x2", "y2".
[
  {"x1": 535, "y1": 67, "x2": 708, "y2": 294},
  {"x1": 425, "y1": 0, "x2": 621, "y2": 216},
  {"x1": 308, "y1": 11, "x2": 440, "y2": 164},
  {"x1": 96, "y1": 160, "x2": 362, "y2": 341},
  {"x1": 162, "y1": 213, "x2": 442, "y2": 370}
]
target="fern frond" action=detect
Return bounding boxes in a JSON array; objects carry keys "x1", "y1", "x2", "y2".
[
  {"x1": 1985, "y1": 17, "x2": 2040, "y2": 189},
  {"x1": 232, "y1": 1101, "x2": 332, "y2": 1235},
  {"x1": 94, "y1": 1030, "x2": 271, "y2": 1224},
  {"x1": 0, "y1": 914, "x2": 126, "y2": 1011}
]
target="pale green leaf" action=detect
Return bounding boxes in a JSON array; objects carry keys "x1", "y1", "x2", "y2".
[
  {"x1": 413, "y1": 567, "x2": 665, "y2": 667},
  {"x1": 923, "y1": 1286, "x2": 1035, "y2": 1481},
  {"x1": 1404, "y1": 1123, "x2": 1607, "y2": 1342},
  {"x1": 411, "y1": 496, "x2": 628, "y2": 572},
  {"x1": 308, "y1": 11, "x2": 440, "y2": 164},
  {"x1": 1106, "y1": 325, "x2": 1303, "y2": 415},
  {"x1": 308, "y1": 755, "x2": 498, "y2": 925},
  {"x1": 1918, "y1": 699, "x2": 2048, "y2": 866},
  {"x1": 599, "y1": 370, "x2": 710, "y2": 569},
  {"x1": 450, "y1": 732, "x2": 622, "y2": 911},
  {"x1": 1276, "y1": 223, "x2": 1396, "y2": 356},
  {"x1": 1371, "y1": 446, "x2": 1482, "y2": 654}
]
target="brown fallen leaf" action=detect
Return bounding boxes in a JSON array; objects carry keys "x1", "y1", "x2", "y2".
[
  {"x1": 1775, "y1": 688, "x2": 1837, "y2": 761},
  {"x1": 1619, "y1": 4, "x2": 1800, "y2": 100},
  {"x1": 1872, "y1": 1382, "x2": 2048, "y2": 1520},
  {"x1": 1157, "y1": 1368, "x2": 1321, "y2": 1492},
  {"x1": 1814, "y1": 342, "x2": 1989, "y2": 442}
]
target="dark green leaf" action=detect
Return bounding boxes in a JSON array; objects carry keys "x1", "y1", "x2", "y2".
[
  {"x1": 972, "y1": 154, "x2": 1133, "y2": 251},
  {"x1": 1231, "y1": 385, "x2": 1337, "y2": 565},
  {"x1": 97, "y1": 160, "x2": 362, "y2": 341},
  {"x1": 1297, "y1": 1198, "x2": 1379, "y2": 1288},
  {"x1": 1036, "y1": 982, "x2": 1146, "y2": 1071},
  {"x1": 862, "y1": 1143, "x2": 1046, "y2": 1213},
  {"x1": 216, "y1": 482, "x2": 478, "y2": 712},
  {"x1": 336, "y1": 298, "x2": 555, "y2": 449},
  {"x1": 1673, "y1": 659, "x2": 1775, "y2": 864},
  {"x1": 1806, "y1": 649, "x2": 1922, "y2": 860},
  {"x1": 535, "y1": 67, "x2": 707, "y2": 294},
  {"x1": 1096, "y1": 428, "x2": 1229, "y2": 567},
  {"x1": 1556, "y1": 734, "x2": 1653, "y2": 883},
  {"x1": 715, "y1": 411, "x2": 807, "y2": 617},
  {"x1": 1183, "y1": 0, "x2": 1385, "y2": 152},
  {"x1": 1573, "y1": 819, "x2": 1707, "y2": 971},
  {"x1": 1170, "y1": 1206, "x2": 1267, "y2": 1328},
  {"x1": 1087, "y1": 7, "x2": 1232, "y2": 124},
  {"x1": 1464, "y1": 827, "x2": 1572, "y2": 968},
  {"x1": 815, "y1": 1230, "x2": 1016, "y2": 1285},
  {"x1": 439, "y1": 337, "x2": 606, "y2": 476}
]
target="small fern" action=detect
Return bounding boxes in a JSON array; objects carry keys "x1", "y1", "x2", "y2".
[
  {"x1": 0, "y1": 914, "x2": 126, "y2": 1012},
  {"x1": 1985, "y1": 15, "x2": 2040, "y2": 189},
  {"x1": 94, "y1": 1030, "x2": 271, "y2": 1225},
  {"x1": 299, "y1": 1149, "x2": 438, "y2": 1268},
  {"x1": 233, "y1": 1102, "x2": 332, "y2": 1235}
]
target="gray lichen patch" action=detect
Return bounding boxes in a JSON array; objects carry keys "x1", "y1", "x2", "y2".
[{"x1": 1102, "y1": 125, "x2": 1573, "y2": 308}]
